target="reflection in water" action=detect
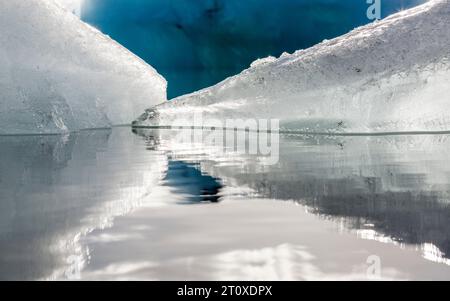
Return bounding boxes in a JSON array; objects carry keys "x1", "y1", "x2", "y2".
[
  {"x1": 163, "y1": 160, "x2": 223, "y2": 204},
  {"x1": 207, "y1": 244, "x2": 403, "y2": 281},
  {"x1": 0, "y1": 129, "x2": 167, "y2": 280},
  {"x1": 135, "y1": 129, "x2": 450, "y2": 265},
  {"x1": 2, "y1": 127, "x2": 450, "y2": 280}
]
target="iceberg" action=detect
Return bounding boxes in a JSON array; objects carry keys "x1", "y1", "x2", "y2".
[
  {"x1": 0, "y1": 0, "x2": 166, "y2": 135},
  {"x1": 134, "y1": 0, "x2": 450, "y2": 134}
]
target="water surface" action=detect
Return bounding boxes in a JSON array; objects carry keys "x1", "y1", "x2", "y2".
[{"x1": 1, "y1": 128, "x2": 450, "y2": 280}]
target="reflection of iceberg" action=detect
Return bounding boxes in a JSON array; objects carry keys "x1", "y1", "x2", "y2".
[
  {"x1": 163, "y1": 161, "x2": 223, "y2": 204},
  {"x1": 0, "y1": 0, "x2": 166, "y2": 135},
  {"x1": 0, "y1": 129, "x2": 167, "y2": 280},
  {"x1": 134, "y1": 129, "x2": 450, "y2": 264},
  {"x1": 208, "y1": 244, "x2": 404, "y2": 281},
  {"x1": 135, "y1": 0, "x2": 450, "y2": 133}
]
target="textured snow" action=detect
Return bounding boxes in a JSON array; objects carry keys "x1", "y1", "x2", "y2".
[
  {"x1": 0, "y1": 0, "x2": 166, "y2": 135},
  {"x1": 134, "y1": 0, "x2": 450, "y2": 134},
  {"x1": 56, "y1": 0, "x2": 82, "y2": 15}
]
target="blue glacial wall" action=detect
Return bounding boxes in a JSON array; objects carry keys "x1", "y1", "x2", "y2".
[{"x1": 81, "y1": 0, "x2": 425, "y2": 98}]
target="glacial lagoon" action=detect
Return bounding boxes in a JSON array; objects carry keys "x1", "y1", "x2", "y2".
[{"x1": 1, "y1": 127, "x2": 450, "y2": 280}]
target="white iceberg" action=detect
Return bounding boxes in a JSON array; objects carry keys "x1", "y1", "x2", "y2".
[
  {"x1": 0, "y1": 0, "x2": 166, "y2": 135},
  {"x1": 56, "y1": 0, "x2": 82, "y2": 15},
  {"x1": 134, "y1": 0, "x2": 450, "y2": 134}
]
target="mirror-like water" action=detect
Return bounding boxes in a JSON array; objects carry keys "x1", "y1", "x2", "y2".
[{"x1": 1, "y1": 127, "x2": 450, "y2": 280}]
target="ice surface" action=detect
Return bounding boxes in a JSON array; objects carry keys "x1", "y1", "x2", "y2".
[
  {"x1": 56, "y1": 0, "x2": 82, "y2": 15},
  {"x1": 0, "y1": 0, "x2": 166, "y2": 135},
  {"x1": 134, "y1": 0, "x2": 450, "y2": 134}
]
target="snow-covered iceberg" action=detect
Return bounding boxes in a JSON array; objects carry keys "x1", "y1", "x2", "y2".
[
  {"x1": 0, "y1": 0, "x2": 166, "y2": 135},
  {"x1": 134, "y1": 0, "x2": 450, "y2": 134}
]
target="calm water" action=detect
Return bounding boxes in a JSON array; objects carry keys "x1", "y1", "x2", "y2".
[{"x1": 1, "y1": 127, "x2": 450, "y2": 280}]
